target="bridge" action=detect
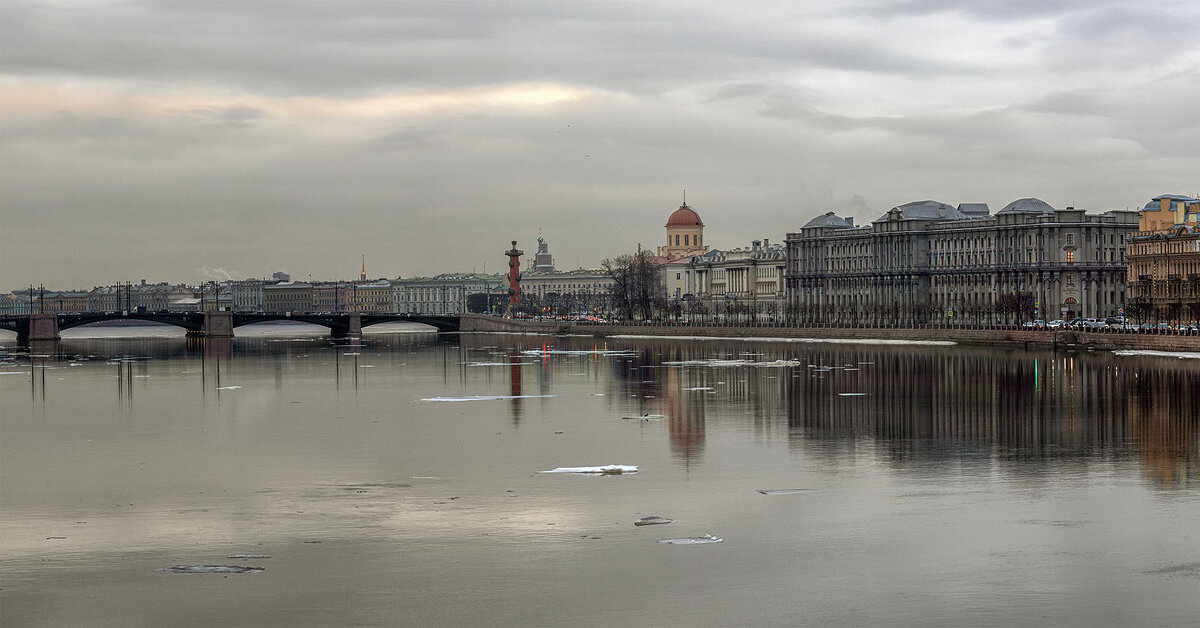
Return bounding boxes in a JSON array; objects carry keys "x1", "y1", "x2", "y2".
[{"x1": 0, "y1": 312, "x2": 462, "y2": 342}]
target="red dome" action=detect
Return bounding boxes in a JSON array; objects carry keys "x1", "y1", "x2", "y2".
[{"x1": 665, "y1": 203, "x2": 704, "y2": 227}]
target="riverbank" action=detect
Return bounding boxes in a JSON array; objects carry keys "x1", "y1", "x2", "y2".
[{"x1": 457, "y1": 314, "x2": 1200, "y2": 352}]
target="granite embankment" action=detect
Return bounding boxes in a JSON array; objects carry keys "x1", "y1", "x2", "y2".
[{"x1": 457, "y1": 314, "x2": 1200, "y2": 352}]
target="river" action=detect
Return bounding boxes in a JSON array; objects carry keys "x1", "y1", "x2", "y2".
[{"x1": 1, "y1": 324, "x2": 1197, "y2": 627}]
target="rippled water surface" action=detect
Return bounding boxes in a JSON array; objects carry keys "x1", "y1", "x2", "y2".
[{"x1": 2, "y1": 325, "x2": 1198, "y2": 627}]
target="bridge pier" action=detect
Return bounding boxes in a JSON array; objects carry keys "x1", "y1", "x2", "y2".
[
  {"x1": 20, "y1": 313, "x2": 60, "y2": 342},
  {"x1": 331, "y1": 313, "x2": 362, "y2": 337},
  {"x1": 203, "y1": 311, "x2": 235, "y2": 338}
]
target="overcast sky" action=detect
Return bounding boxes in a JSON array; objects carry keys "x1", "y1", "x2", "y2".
[{"x1": 2, "y1": 0, "x2": 1198, "y2": 289}]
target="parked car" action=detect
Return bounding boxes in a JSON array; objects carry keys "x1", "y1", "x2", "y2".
[{"x1": 1047, "y1": 320, "x2": 1067, "y2": 329}]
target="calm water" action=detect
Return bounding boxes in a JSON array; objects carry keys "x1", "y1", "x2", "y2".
[{"x1": 2, "y1": 324, "x2": 1198, "y2": 627}]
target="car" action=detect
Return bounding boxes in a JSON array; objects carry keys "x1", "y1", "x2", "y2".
[{"x1": 1047, "y1": 320, "x2": 1067, "y2": 328}]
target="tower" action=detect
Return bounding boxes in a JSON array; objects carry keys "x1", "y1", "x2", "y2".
[
  {"x1": 657, "y1": 198, "x2": 709, "y2": 258},
  {"x1": 360, "y1": 255, "x2": 367, "y2": 281},
  {"x1": 532, "y1": 228, "x2": 555, "y2": 272},
  {"x1": 505, "y1": 240, "x2": 524, "y2": 315}
]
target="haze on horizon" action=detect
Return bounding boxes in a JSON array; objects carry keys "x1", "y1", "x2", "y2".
[{"x1": 2, "y1": 0, "x2": 1198, "y2": 289}]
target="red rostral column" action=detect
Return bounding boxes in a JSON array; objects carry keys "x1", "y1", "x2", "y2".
[{"x1": 505, "y1": 240, "x2": 524, "y2": 315}]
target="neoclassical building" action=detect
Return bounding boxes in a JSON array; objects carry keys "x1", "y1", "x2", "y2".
[
  {"x1": 785, "y1": 198, "x2": 1139, "y2": 325},
  {"x1": 683, "y1": 240, "x2": 787, "y2": 319}
]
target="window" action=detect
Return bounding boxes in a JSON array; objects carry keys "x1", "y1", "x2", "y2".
[
  {"x1": 675, "y1": 235, "x2": 680, "y2": 246},
  {"x1": 684, "y1": 235, "x2": 689, "y2": 246},
  {"x1": 1066, "y1": 251, "x2": 1075, "y2": 263}
]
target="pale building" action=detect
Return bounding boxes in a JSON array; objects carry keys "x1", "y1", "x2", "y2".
[
  {"x1": 350, "y1": 281, "x2": 394, "y2": 313},
  {"x1": 392, "y1": 273, "x2": 505, "y2": 315},
  {"x1": 521, "y1": 269, "x2": 614, "y2": 315},
  {"x1": 1138, "y1": 194, "x2": 1200, "y2": 232},
  {"x1": 685, "y1": 240, "x2": 787, "y2": 320}
]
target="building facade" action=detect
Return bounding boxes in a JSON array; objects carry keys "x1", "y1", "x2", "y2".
[
  {"x1": 1127, "y1": 194, "x2": 1200, "y2": 324},
  {"x1": 785, "y1": 198, "x2": 1139, "y2": 325},
  {"x1": 521, "y1": 269, "x2": 614, "y2": 316},
  {"x1": 393, "y1": 274, "x2": 504, "y2": 315},
  {"x1": 262, "y1": 282, "x2": 314, "y2": 313},
  {"x1": 685, "y1": 240, "x2": 787, "y2": 320},
  {"x1": 656, "y1": 202, "x2": 709, "y2": 259}
]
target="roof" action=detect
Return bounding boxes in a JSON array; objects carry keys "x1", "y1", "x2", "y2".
[
  {"x1": 1151, "y1": 194, "x2": 1199, "y2": 202},
  {"x1": 803, "y1": 212, "x2": 855, "y2": 229},
  {"x1": 666, "y1": 203, "x2": 704, "y2": 227},
  {"x1": 876, "y1": 200, "x2": 966, "y2": 222},
  {"x1": 997, "y1": 198, "x2": 1055, "y2": 215}
]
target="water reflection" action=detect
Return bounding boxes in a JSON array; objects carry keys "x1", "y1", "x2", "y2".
[{"x1": 2, "y1": 329, "x2": 1197, "y2": 487}]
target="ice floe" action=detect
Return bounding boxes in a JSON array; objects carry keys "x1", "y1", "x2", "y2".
[
  {"x1": 1112, "y1": 350, "x2": 1200, "y2": 360},
  {"x1": 658, "y1": 534, "x2": 723, "y2": 545},
  {"x1": 538, "y1": 465, "x2": 638, "y2": 475},
  {"x1": 421, "y1": 395, "x2": 556, "y2": 402},
  {"x1": 757, "y1": 489, "x2": 816, "y2": 495},
  {"x1": 227, "y1": 554, "x2": 271, "y2": 559},
  {"x1": 216, "y1": 386, "x2": 242, "y2": 390},
  {"x1": 610, "y1": 334, "x2": 955, "y2": 346},
  {"x1": 683, "y1": 387, "x2": 716, "y2": 391},
  {"x1": 521, "y1": 349, "x2": 638, "y2": 357},
  {"x1": 162, "y1": 565, "x2": 265, "y2": 574},
  {"x1": 837, "y1": 392, "x2": 866, "y2": 397},
  {"x1": 622, "y1": 414, "x2": 668, "y2": 421},
  {"x1": 634, "y1": 516, "x2": 673, "y2": 526},
  {"x1": 463, "y1": 361, "x2": 535, "y2": 366}
]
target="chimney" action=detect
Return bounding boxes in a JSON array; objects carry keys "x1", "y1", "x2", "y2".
[{"x1": 763, "y1": 238, "x2": 769, "y2": 248}]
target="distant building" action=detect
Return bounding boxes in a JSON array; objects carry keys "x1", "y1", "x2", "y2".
[
  {"x1": 228, "y1": 279, "x2": 266, "y2": 312},
  {"x1": 0, "y1": 293, "x2": 35, "y2": 316},
  {"x1": 785, "y1": 198, "x2": 1139, "y2": 325},
  {"x1": 312, "y1": 281, "x2": 351, "y2": 313},
  {"x1": 272, "y1": 271, "x2": 291, "y2": 282},
  {"x1": 350, "y1": 280, "x2": 394, "y2": 313},
  {"x1": 263, "y1": 282, "x2": 313, "y2": 313},
  {"x1": 520, "y1": 269, "x2": 614, "y2": 315},
  {"x1": 392, "y1": 273, "x2": 504, "y2": 315}
]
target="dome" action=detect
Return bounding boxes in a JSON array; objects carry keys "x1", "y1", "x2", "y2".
[
  {"x1": 803, "y1": 212, "x2": 854, "y2": 229},
  {"x1": 997, "y1": 198, "x2": 1055, "y2": 215},
  {"x1": 666, "y1": 203, "x2": 704, "y2": 227}
]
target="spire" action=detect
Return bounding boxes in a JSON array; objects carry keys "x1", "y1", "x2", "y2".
[{"x1": 360, "y1": 254, "x2": 366, "y2": 281}]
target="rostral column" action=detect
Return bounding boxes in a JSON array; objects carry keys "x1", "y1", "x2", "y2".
[{"x1": 505, "y1": 240, "x2": 523, "y2": 316}]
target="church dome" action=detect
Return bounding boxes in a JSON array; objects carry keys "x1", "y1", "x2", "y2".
[{"x1": 666, "y1": 203, "x2": 704, "y2": 227}]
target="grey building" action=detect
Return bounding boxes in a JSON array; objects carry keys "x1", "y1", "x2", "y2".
[{"x1": 785, "y1": 198, "x2": 1139, "y2": 325}]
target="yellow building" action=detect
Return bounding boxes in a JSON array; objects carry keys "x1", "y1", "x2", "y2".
[{"x1": 1138, "y1": 194, "x2": 1199, "y2": 231}]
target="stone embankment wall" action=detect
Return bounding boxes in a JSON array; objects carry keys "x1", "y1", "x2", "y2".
[{"x1": 456, "y1": 315, "x2": 1200, "y2": 352}]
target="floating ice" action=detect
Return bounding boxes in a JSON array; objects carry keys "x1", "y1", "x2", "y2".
[
  {"x1": 683, "y1": 387, "x2": 716, "y2": 391},
  {"x1": 634, "y1": 516, "x2": 673, "y2": 526},
  {"x1": 837, "y1": 393, "x2": 866, "y2": 397},
  {"x1": 421, "y1": 395, "x2": 556, "y2": 402},
  {"x1": 538, "y1": 465, "x2": 638, "y2": 475},
  {"x1": 521, "y1": 349, "x2": 637, "y2": 357},
  {"x1": 1112, "y1": 350, "x2": 1200, "y2": 360},
  {"x1": 610, "y1": 334, "x2": 955, "y2": 346},
  {"x1": 162, "y1": 565, "x2": 265, "y2": 574},
  {"x1": 464, "y1": 361, "x2": 535, "y2": 366},
  {"x1": 227, "y1": 554, "x2": 271, "y2": 559},
  {"x1": 216, "y1": 385, "x2": 242, "y2": 390},
  {"x1": 622, "y1": 415, "x2": 667, "y2": 421},
  {"x1": 658, "y1": 534, "x2": 723, "y2": 545},
  {"x1": 757, "y1": 489, "x2": 816, "y2": 495}
]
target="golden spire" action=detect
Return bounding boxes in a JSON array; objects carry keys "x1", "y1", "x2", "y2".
[{"x1": 360, "y1": 254, "x2": 366, "y2": 281}]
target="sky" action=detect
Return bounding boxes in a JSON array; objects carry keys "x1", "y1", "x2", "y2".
[{"x1": 2, "y1": 0, "x2": 1198, "y2": 289}]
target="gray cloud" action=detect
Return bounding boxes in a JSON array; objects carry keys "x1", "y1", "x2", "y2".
[{"x1": 2, "y1": 0, "x2": 1198, "y2": 288}]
